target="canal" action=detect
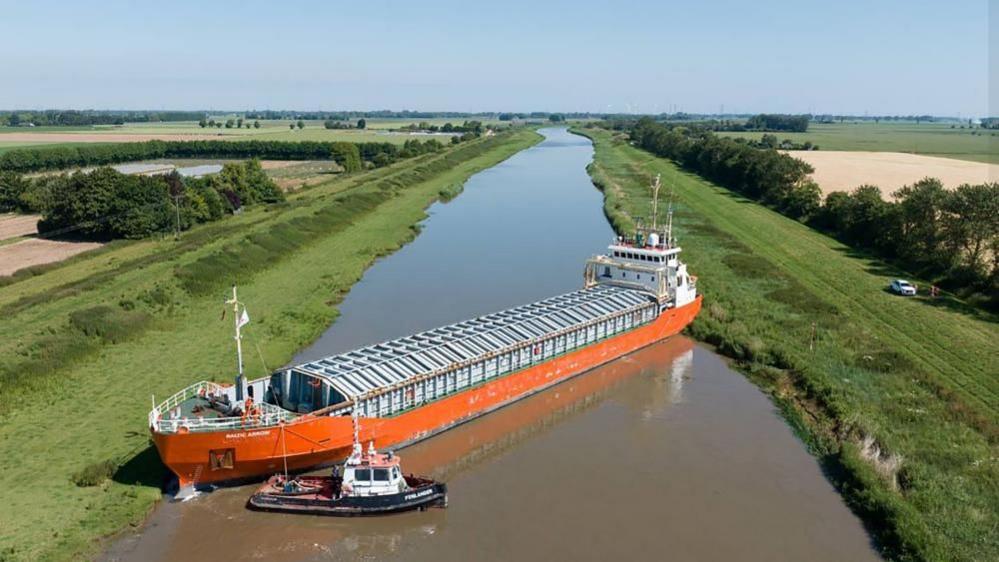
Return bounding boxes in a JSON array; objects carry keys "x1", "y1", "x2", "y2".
[{"x1": 103, "y1": 128, "x2": 879, "y2": 561}]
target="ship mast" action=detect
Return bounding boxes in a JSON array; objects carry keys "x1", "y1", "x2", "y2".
[
  {"x1": 226, "y1": 285, "x2": 246, "y2": 401},
  {"x1": 650, "y1": 174, "x2": 661, "y2": 231},
  {"x1": 665, "y1": 180, "x2": 675, "y2": 248}
]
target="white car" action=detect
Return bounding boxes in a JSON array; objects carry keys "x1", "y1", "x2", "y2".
[{"x1": 889, "y1": 279, "x2": 917, "y2": 296}]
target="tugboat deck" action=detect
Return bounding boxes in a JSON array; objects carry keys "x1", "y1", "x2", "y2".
[{"x1": 296, "y1": 285, "x2": 655, "y2": 399}]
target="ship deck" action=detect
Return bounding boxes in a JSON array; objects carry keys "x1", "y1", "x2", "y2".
[
  {"x1": 175, "y1": 396, "x2": 229, "y2": 419},
  {"x1": 295, "y1": 285, "x2": 655, "y2": 400}
]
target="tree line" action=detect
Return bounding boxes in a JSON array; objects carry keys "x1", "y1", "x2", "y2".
[
  {"x1": 626, "y1": 118, "x2": 998, "y2": 308},
  {"x1": 200, "y1": 117, "x2": 261, "y2": 129},
  {"x1": 0, "y1": 160, "x2": 284, "y2": 240},
  {"x1": 0, "y1": 139, "x2": 432, "y2": 174},
  {"x1": 1, "y1": 110, "x2": 205, "y2": 127},
  {"x1": 742, "y1": 133, "x2": 818, "y2": 151}
]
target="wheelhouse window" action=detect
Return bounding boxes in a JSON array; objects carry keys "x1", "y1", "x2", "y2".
[
  {"x1": 373, "y1": 468, "x2": 390, "y2": 481},
  {"x1": 355, "y1": 468, "x2": 371, "y2": 482}
]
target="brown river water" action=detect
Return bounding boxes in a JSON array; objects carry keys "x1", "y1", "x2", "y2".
[{"x1": 102, "y1": 128, "x2": 879, "y2": 561}]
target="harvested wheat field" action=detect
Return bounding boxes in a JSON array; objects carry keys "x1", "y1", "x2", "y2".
[
  {"x1": 0, "y1": 132, "x2": 224, "y2": 144},
  {"x1": 0, "y1": 214, "x2": 40, "y2": 241},
  {"x1": 789, "y1": 151, "x2": 999, "y2": 199},
  {"x1": 0, "y1": 238, "x2": 102, "y2": 275}
]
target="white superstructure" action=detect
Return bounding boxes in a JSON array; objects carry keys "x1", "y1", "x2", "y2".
[{"x1": 584, "y1": 174, "x2": 697, "y2": 308}]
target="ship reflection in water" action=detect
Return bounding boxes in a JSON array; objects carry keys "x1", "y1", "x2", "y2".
[{"x1": 103, "y1": 337, "x2": 879, "y2": 562}]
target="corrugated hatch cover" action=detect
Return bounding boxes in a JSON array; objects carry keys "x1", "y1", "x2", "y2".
[{"x1": 297, "y1": 285, "x2": 654, "y2": 399}]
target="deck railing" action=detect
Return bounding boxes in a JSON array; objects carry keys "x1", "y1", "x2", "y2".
[{"x1": 149, "y1": 381, "x2": 299, "y2": 434}]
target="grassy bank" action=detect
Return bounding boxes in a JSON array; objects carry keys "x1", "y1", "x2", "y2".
[
  {"x1": 0, "y1": 128, "x2": 542, "y2": 562},
  {"x1": 717, "y1": 122, "x2": 998, "y2": 164},
  {"x1": 576, "y1": 128, "x2": 997, "y2": 561}
]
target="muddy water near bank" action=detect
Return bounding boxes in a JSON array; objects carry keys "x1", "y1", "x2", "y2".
[{"x1": 103, "y1": 129, "x2": 878, "y2": 561}]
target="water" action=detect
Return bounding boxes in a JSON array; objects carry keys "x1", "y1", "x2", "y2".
[{"x1": 103, "y1": 128, "x2": 879, "y2": 561}]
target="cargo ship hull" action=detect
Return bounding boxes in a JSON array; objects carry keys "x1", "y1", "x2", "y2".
[{"x1": 153, "y1": 296, "x2": 700, "y2": 488}]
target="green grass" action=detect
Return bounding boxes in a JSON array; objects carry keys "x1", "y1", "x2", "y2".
[
  {"x1": 718, "y1": 122, "x2": 999, "y2": 164},
  {"x1": 0, "y1": 141, "x2": 118, "y2": 155},
  {"x1": 578, "y1": 127, "x2": 998, "y2": 562},
  {"x1": 0, "y1": 128, "x2": 542, "y2": 562}
]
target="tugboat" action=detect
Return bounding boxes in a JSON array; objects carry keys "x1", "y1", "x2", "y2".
[{"x1": 248, "y1": 415, "x2": 447, "y2": 516}]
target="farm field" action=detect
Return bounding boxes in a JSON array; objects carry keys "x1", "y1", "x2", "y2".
[
  {"x1": 0, "y1": 140, "x2": 115, "y2": 155},
  {"x1": 0, "y1": 128, "x2": 542, "y2": 562},
  {"x1": 0, "y1": 213, "x2": 40, "y2": 240},
  {"x1": 789, "y1": 150, "x2": 999, "y2": 197},
  {"x1": 0, "y1": 238, "x2": 104, "y2": 275},
  {"x1": 0, "y1": 118, "x2": 505, "y2": 151},
  {"x1": 578, "y1": 128, "x2": 997, "y2": 562},
  {"x1": 719, "y1": 122, "x2": 998, "y2": 164}
]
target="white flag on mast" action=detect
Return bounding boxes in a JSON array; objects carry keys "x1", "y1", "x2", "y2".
[{"x1": 238, "y1": 307, "x2": 250, "y2": 329}]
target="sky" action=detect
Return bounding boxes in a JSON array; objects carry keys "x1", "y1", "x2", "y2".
[{"x1": 0, "y1": 0, "x2": 991, "y2": 116}]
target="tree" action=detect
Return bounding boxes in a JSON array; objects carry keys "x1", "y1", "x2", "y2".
[
  {"x1": 548, "y1": 114, "x2": 565, "y2": 123},
  {"x1": 289, "y1": 123, "x2": 296, "y2": 130},
  {"x1": 941, "y1": 183, "x2": 999, "y2": 275},
  {"x1": 296, "y1": 120, "x2": 305, "y2": 130},
  {"x1": 198, "y1": 119, "x2": 208, "y2": 128},
  {"x1": 0, "y1": 171, "x2": 31, "y2": 212},
  {"x1": 237, "y1": 117, "x2": 244, "y2": 129},
  {"x1": 329, "y1": 144, "x2": 362, "y2": 172},
  {"x1": 253, "y1": 120, "x2": 261, "y2": 129},
  {"x1": 225, "y1": 119, "x2": 235, "y2": 129},
  {"x1": 208, "y1": 119, "x2": 216, "y2": 128},
  {"x1": 37, "y1": 168, "x2": 173, "y2": 239},
  {"x1": 892, "y1": 178, "x2": 949, "y2": 263},
  {"x1": 357, "y1": 118, "x2": 366, "y2": 129},
  {"x1": 215, "y1": 122, "x2": 223, "y2": 128}
]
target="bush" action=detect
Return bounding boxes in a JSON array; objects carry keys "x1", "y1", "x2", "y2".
[
  {"x1": 71, "y1": 459, "x2": 118, "y2": 487},
  {"x1": 68, "y1": 305, "x2": 152, "y2": 344}
]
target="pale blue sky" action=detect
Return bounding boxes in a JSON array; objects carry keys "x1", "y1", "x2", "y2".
[{"x1": 0, "y1": 0, "x2": 990, "y2": 115}]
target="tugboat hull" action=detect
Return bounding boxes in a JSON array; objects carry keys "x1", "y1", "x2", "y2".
[{"x1": 247, "y1": 475, "x2": 447, "y2": 516}]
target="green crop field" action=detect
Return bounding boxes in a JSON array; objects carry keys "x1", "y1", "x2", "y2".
[
  {"x1": 0, "y1": 128, "x2": 542, "y2": 562},
  {"x1": 578, "y1": 127, "x2": 997, "y2": 562},
  {"x1": 0, "y1": 141, "x2": 118, "y2": 155},
  {"x1": 718, "y1": 122, "x2": 998, "y2": 164}
]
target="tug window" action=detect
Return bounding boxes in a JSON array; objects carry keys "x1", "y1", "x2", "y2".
[
  {"x1": 392, "y1": 467, "x2": 400, "y2": 479},
  {"x1": 373, "y1": 468, "x2": 390, "y2": 481},
  {"x1": 355, "y1": 469, "x2": 371, "y2": 481}
]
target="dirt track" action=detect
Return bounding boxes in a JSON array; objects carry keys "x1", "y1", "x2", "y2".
[
  {"x1": 0, "y1": 214, "x2": 40, "y2": 240},
  {"x1": 789, "y1": 151, "x2": 999, "y2": 199},
  {"x1": 0, "y1": 238, "x2": 102, "y2": 276}
]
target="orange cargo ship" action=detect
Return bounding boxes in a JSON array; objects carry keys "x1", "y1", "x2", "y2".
[{"x1": 150, "y1": 177, "x2": 701, "y2": 493}]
